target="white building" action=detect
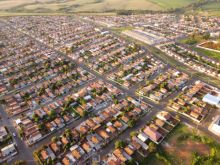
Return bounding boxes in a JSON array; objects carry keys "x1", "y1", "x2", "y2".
[
  {"x1": 203, "y1": 93, "x2": 220, "y2": 107},
  {"x1": 209, "y1": 115, "x2": 220, "y2": 136},
  {"x1": 1, "y1": 143, "x2": 17, "y2": 157}
]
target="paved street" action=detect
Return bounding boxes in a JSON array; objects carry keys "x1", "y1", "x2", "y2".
[{"x1": 0, "y1": 105, "x2": 35, "y2": 164}]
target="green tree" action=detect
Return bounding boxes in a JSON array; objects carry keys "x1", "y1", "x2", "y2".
[
  {"x1": 38, "y1": 123, "x2": 44, "y2": 130},
  {"x1": 115, "y1": 140, "x2": 125, "y2": 149},
  {"x1": 128, "y1": 120, "x2": 135, "y2": 128},
  {"x1": 33, "y1": 114, "x2": 39, "y2": 123},
  {"x1": 49, "y1": 110, "x2": 56, "y2": 119},
  {"x1": 130, "y1": 131, "x2": 138, "y2": 137},
  {"x1": 51, "y1": 136, "x2": 58, "y2": 143},
  {"x1": 148, "y1": 142, "x2": 157, "y2": 153},
  {"x1": 18, "y1": 128, "x2": 24, "y2": 138},
  {"x1": 202, "y1": 32, "x2": 210, "y2": 40},
  {"x1": 12, "y1": 160, "x2": 26, "y2": 165}
]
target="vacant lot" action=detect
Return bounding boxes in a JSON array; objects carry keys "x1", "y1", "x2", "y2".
[
  {"x1": 140, "y1": 124, "x2": 220, "y2": 165},
  {"x1": 0, "y1": 0, "x2": 196, "y2": 14},
  {"x1": 163, "y1": 124, "x2": 210, "y2": 164}
]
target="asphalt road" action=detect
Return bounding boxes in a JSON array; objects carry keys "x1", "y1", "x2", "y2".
[{"x1": 0, "y1": 105, "x2": 35, "y2": 164}]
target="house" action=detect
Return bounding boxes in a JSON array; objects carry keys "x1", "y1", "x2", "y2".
[
  {"x1": 86, "y1": 119, "x2": 96, "y2": 130},
  {"x1": 0, "y1": 127, "x2": 8, "y2": 142},
  {"x1": 63, "y1": 153, "x2": 77, "y2": 165},
  {"x1": 1, "y1": 143, "x2": 17, "y2": 157},
  {"x1": 143, "y1": 126, "x2": 163, "y2": 144},
  {"x1": 50, "y1": 142, "x2": 60, "y2": 154},
  {"x1": 113, "y1": 121, "x2": 126, "y2": 131},
  {"x1": 87, "y1": 133, "x2": 103, "y2": 150},
  {"x1": 171, "y1": 103, "x2": 180, "y2": 110},
  {"x1": 97, "y1": 129, "x2": 110, "y2": 140},
  {"x1": 106, "y1": 125, "x2": 117, "y2": 134},
  {"x1": 81, "y1": 142, "x2": 92, "y2": 153},
  {"x1": 70, "y1": 145, "x2": 85, "y2": 161},
  {"x1": 190, "y1": 111, "x2": 200, "y2": 120},
  {"x1": 27, "y1": 131, "x2": 42, "y2": 144},
  {"x1": 124, "y1": 145, "x2": 135, "y2": 156},
  {"x1": 62, "y1": 157, "x2": 71, "y2": 165},
  {"x1": 61, "y1": 136, "x2": 69, "y2": 145},
  {"x1": 155, "y1": 119, "x2": 165, "y2": 128},
  {"x1": 137, "y1": 132, "x2": 148, "y2": 142},
  {"x1": 40, "y1": 149, "x2": 49, "y2": 160},
  {"x1": 156, "y1": 111, "x2": 171, "y2": 122},
  {"x1": 113, "y1": 148, "x2": 131, "y2": 163},
  {"x1": 104, "y1": 154, "x2": 122, "y2": 165},
  {"x1": 130, "y1": 139, "x2": 141, "y2": 150},
  {"x1": 71, "y1": 129, "x2": 80, "y2": 140}
]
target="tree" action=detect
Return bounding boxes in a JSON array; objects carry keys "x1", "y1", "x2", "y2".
[
  {"x1": 12, "y1": 160, "x2": 26, "y2": 165},
  {"x1": 38, "y1": 87, "x2": 45, "y2": 96},
  {"x1": 51, "y1": 136, "x2": 58, "y2": 143},
  {"x1": 209, "y1": 147, "x2": 216, "y2": 158},
  {"x1": 202, "y1": 32, "x2": 210, "y2": 40},
  {"x1": 115, "y1": 140, "x2": 125, "y2": 149},
  {"x1": 38, "y1": 123, "x2": 44, "y2": 130},
  {"x1": 148, "y1": 142, "x2": 157, "y2": 153},
  {"x1": 18, "y1": 128, "x2": 24, "y2": 138},
  {"x1": 130, "y1": 131, "x2": 138, "y2": 137},
  {"x1": 175, "y1": 114, "x2": 180, "y2": 121},
  {"x1": 33, "y1": 114, "x2": 39, "y2": 123},
  {"x1": 128, "y1": 120, "x2": 135, "y2": 128},
  {"x1": 49, "y1": 110, "x2": 56, "y2": 119},
  {"x1": 79, "y1": 97, "x2": 86, "y2": 105},
  {"x1": 127, "y1": 158, "x2": 136, "y2": 165},
  {"x1": 0, "y1": 99, "x2": 6, "y2": 104},
  {"x1": 80, "y1": 110, "x2": 89, "y2": 117},
  {"x1": 65, "y1": 129, "x2": 71, "y2": 138},
  {"x1": 113, "y1": 99, "x2": 119, "y2": 104}
]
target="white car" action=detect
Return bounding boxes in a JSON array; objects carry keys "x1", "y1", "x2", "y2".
[{"x1": 12, "y1": 133, "x2": 16, "y2": 137}]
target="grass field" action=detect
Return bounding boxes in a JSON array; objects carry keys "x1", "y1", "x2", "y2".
[
  {"x1": 150, "y1": 0, "x2": 195, "y2": 10},
  {"x1": 0, "y1": 0, "x2": 196, "y2": 14},
  {"x1": 197, "y1": 1, "x2": 220, "y2": 16},
  {"x1": 192, "y1": 47, "x2": 220, "y2": 61},
  {"x1": 201, "y1": 2, "x2": 220, "y2": 10}
]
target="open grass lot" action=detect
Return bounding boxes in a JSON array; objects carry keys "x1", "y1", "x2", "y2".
[
  {"x1": 192, "y1": 47, "x2": 220, "y2": 61},
  {"x1": 140, "y1": 124, "x2": 220, "y2": 165},
  {"x1": 22, "y1": 0, "x2": 161, "y2": 12},
  {"x1": 0, "y1": 0, "x2": 196, "y2": 14},
  {"x1": 199, "y1": 2, "x2": 220, "y2": 16},
  {"x1": 150, "y1": 0, "x2": 195, "y2": 10},
  {"x1": 0, "y1": 0, "x2": 53, "y2": 10}
]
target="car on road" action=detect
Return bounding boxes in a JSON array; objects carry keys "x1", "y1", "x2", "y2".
[{"x1": 13, "y1": 133, "x2": 16, "y2": 137}]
